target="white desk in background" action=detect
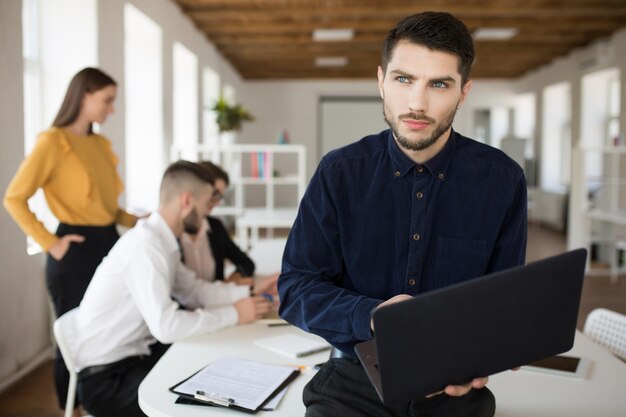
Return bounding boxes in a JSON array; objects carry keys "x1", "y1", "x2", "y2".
[
  {"x1": 236, "y1": 208, "x2": 296, "y2": 250},
  {"x1": 247, "y1": 238, "x2": 287, "y2": 276},
  {"x1": 139, "y1": 328, "x2": 626, "y2": 417}
]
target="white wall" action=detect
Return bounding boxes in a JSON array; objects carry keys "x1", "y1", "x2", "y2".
[{"x1": 0, "y1": 0, "x2": 52, "y2": 393}]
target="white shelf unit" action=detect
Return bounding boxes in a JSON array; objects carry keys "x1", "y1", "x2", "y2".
[
  {"x1": 170, "y1": 143, "x2": 306, "y2": 249},
  {"x1": 577, "y1": 146, "x2": 626, "y2": 281}
]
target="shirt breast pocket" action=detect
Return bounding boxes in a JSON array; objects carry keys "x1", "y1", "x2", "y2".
[{"x1": 435, "y1": 237, "x2": 488, "y2": 287}]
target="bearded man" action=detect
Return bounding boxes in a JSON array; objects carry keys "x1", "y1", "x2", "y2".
[
  {"x1": 278, "y1": 11, "x2": 527, "y2": 417},
  {"x1": 71, "y1": 160, "x2": 274, "y2": 417}
]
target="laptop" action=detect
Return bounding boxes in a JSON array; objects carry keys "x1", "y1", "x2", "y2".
[{"x1": 354, "y1": 248, "x2": 587, "y2": 406}]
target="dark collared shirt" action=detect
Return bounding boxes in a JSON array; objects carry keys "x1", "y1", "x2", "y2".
[{"x1": 278, "y1": 129, "x2": 527, "y2": 356}]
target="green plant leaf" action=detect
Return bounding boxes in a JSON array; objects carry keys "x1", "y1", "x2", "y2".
[{"x1": 211, "y1": 96, "x2": 255, "y2": 132}]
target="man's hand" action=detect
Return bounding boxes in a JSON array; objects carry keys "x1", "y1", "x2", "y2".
[
  {"x1": 254, "y1": 272, "x2": 279, "y2": 295},
  {"x1": 234, "y1": 296, "x2": 272, "y2": 324},
  {"x1": 48, "y1": 234, "x2": 85, "y2": 261},
  {"x1": 228, "y1": 272, "x2": 254, "y2": 288},
  {"x1": 427, "y1": 376, "x2": 489, "y2": 398},
  {"x1": 371, "y1": 294, "x2": 413, "y2": 331}
]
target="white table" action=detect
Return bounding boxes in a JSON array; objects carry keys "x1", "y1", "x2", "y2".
[
  {"x1": 138, "y1": 322, "x2": 329, "y2": 416},
  {"x1": 139, "y1": 329, "x2": 626, "y2": 416},
  {"x1": 490, "y1": 331, "x2": 626, "y2": 417}
]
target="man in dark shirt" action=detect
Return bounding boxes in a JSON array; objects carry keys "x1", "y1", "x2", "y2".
[{"x1": 278, "y1": 11, "x2": 527, "y2": 417}]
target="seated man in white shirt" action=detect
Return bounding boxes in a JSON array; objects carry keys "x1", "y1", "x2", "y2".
[{"x1": 73, "y1": 160, "x2": 273, "y2": 417}]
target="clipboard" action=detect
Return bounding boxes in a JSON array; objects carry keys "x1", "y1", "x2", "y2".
[{"x1": 169, "y1": 356, "x2": 300, "y2": 414}]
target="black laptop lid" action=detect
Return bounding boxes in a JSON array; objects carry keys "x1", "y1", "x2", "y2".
[{"x1": 371, "y1": 248, "x2": 587, "y2": 405}]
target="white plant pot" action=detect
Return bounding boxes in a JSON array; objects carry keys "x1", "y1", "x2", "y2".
[{"x1": 220, "y1": 131, "x2": 237, "y2": 146}]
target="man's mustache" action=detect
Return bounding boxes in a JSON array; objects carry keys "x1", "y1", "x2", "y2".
[{"x1": 399, "y1": 113, "x2": 436, "y2": 123}]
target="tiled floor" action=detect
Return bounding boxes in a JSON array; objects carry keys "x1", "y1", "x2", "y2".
[{"x1": 0, "y1": 224, "x2": 624, "y2": 417}]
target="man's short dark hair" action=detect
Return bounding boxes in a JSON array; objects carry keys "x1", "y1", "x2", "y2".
[
  {"x1": 382, "y1": 11, "x2": 475, "y2": 85},
  {"x1": 160, "y1": 160, "x2": 215, "y2": 204},
  {"x1": 200, "y1": 161, "x2": 230, "y2": 186}
]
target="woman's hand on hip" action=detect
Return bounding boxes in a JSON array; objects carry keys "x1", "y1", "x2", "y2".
[{"x1": 48, "y1": 234, "x2": 85, "y2": 261}]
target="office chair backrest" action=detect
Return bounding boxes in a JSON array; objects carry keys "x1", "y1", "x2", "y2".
[
  {"x1": 583, "y1": 308, "x2": 626, "y2": 361},
  {"x1": 53, "y1": 307, "x2": 81, "y2": 417}
]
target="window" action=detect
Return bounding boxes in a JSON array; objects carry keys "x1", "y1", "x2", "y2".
[
  {"x1": 22, "y1": 0, "x2": 50, "y2": 254},
  {"x1": 223, "y1": 84, "x2": 236, "y2": 105},
  {"x1": 581, "y1": 68, "x2": 621, "y2": 149},
  {"x1": 203, "y1": 67, "x2": 220, "y2": 145},
  {"x1": 173, "y1": 42, "x2": 199, "y2": 161},
  {"x1": 124, "y1": 4, "x2": 163, "y2": 213},
  {"x1": 541, "y1": 82, "x2": 571, "y2": 193},
  {"x1": 607, "y1": 75, "x2": 621, "y2": 145},
  {"x1": 581, "y1": 68, "x2": 621, "y2": 194},
  {"x1": 514, "y1": 92, "x2": 536, "y2": 159},
  {"x1": 21, "y1": 0, "x2": 98, "y2": 254}
]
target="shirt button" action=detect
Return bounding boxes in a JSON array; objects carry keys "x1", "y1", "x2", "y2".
[
  {"x1": 409, "y1": 279, "x2": 416, "y2": 286},
  {"x1": 417, "y1": 166, "x2": 424, "y2": 173},
  {"x1": 395, "y1": 171, "x2": 401, "y2": 177},
  {"x1": 413, "y1": 233, "x2": 420, "y2": 241},
  {"x1": 416, "y1": 192, "x2": 424, "y2": 199},
  {"x1": 438, "y1": 172, "x2": 445, "y2": 180}
]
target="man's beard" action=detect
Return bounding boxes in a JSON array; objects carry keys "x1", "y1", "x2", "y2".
[
  {"x1": 182, "y1": 207, "x2": 201, "y2": 234},
  {"x1": 383, "y1": 101, "x2": 458, "y2": 152}
]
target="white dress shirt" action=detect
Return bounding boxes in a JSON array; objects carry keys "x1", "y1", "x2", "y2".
[
  {"x1": 73, "y1": 212, "x2": 250, "y2": 369},
  {"x1": 180, "y1": 218, "x2": 216, "y2": 281}
]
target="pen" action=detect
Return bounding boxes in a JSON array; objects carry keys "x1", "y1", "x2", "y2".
[
  {"x1": 288, "y1": 364, "x2": 312, "y2": 371},
  {"x1": 267, "y1": 322, "x2": 290, "y2": 327},
  {"x1": 261, "y1": 292, "x2": 274, "y2": 302},
  {"x1": 195, "y1": 390, "x2": 235, "y2": 407}
]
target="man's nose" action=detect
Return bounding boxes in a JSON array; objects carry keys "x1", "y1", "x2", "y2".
[{"x1": 407, "y1": 85, "x2": 428, "y2": 113}]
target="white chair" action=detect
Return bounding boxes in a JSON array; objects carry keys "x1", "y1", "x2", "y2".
[
  {"x1": 53, "y1": 307, "x2": 83, "y2": 417},
  {"x1": 583, "y1": 308, "x2": 626, "y2": 361}
]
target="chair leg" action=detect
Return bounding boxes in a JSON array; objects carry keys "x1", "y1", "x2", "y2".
[{"x1": 64, "y1": 373, "x2": 76, "y2": 417}]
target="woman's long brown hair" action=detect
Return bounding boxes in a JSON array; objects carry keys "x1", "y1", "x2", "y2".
[{"x1": 52, "y1": 67, "x2": 116, "y2": 134}]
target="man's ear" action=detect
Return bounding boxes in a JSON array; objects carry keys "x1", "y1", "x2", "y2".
[
  {"x1": 179, "y1": 191, "x2": 193, "y2": 216},
  {"x1": 377, "y1": 66, "x2": 385, "y2": 99}
]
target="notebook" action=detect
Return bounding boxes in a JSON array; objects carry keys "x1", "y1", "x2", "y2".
[{"x1": 354, "y1": 248, "x2": 588, "y2": 405}]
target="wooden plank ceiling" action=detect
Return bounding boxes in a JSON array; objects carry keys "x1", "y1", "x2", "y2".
[{"x1": 174, "y1": 0, "x2": 626, "y2": 80}]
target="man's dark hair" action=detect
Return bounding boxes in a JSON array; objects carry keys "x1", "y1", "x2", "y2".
[
  {"x1": 160, "y1": 160, "x2": 215, "y2": 204},
  {"x1": 382, "y1": 11, "x2": 475, "y2": 85},
  {"x1": 200, "y1": 161, "x2": 230, "y2": 186}
]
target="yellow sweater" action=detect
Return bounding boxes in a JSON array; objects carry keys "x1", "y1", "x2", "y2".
[{"x1": 3, "y1": 127, "x2": 137, "y2": 251}]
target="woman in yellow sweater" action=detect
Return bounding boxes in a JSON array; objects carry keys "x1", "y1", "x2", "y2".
[{"x1": 3, "y1": 67, "x2": 138, "y2": 410}]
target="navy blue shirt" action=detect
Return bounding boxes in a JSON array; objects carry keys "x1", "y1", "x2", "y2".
[{"x1": 278, "y1": 129, "x2": 527, "y2": 356}]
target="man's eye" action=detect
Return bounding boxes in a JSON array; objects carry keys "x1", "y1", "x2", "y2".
[
  {"x1": 396, "y1": 76, "x2": 410, "y2": 83},
  {"x1": 432, "y1": 81, "x2": 448, "y2": 88}
]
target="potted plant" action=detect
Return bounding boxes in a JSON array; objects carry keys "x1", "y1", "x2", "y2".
[{"x1": 211, "y1": 96, "x2": 255, "y2": 136}]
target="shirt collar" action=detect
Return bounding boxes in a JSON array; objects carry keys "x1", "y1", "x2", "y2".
[
  {"x1": 146, "y1": 212, "x2": 180, "y2": 254},
  {"x1": 388, "y1": 128, "x2": 458, "y2": 181}
]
